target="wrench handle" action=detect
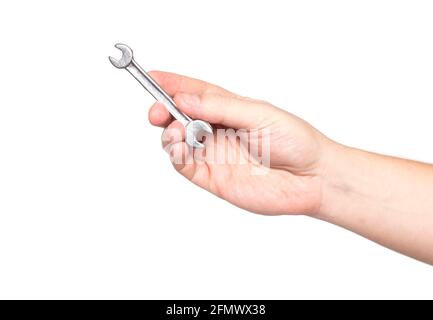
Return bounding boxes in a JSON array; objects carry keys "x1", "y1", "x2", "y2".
[{"x1": 125, "y1": 60, "x2": 191, "y2": 126}]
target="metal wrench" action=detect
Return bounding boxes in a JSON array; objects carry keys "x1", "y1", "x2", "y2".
[{"x1": 109, "y1": 43, "x2": 212, "y2": 148}]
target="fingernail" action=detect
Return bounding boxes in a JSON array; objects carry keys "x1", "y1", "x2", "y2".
[{"x1": 180, "y1": 93, "x2": 200, "y2": 108}]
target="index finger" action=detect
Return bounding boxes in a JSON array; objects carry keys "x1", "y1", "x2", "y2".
[{"x1": 148, "y1": 70, "x2": 233, "y2": 97}]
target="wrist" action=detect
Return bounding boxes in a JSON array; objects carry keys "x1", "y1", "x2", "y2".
[{"x1": 316, "y1": 141, "x2": 362, "y2": 221}]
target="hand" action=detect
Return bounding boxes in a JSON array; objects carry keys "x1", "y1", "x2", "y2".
[
  {"x1": 147, "y1": 71, "x2": 433, "y2": 264},
  {"x1": 148, "y1": 71, "x2": 330, "y2": 216}
]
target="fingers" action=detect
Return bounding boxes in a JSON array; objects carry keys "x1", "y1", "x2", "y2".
[
  {"x1": 148, "y1": 71, "x2": 232, "y2": 128},
  {"x1": 148, "y1": 70, "x2": 232, "y2": 97},
  {"x1": 161, "y1": 121, "x2": 214, "y2": 188},
  {"x1": 173, "y1": 92, "x2": 272, "y2": 129},
  {"x1": 161, "y1": 120, "x2": 185, "y2": 149},
  {"x1": 148, "y1": 102, "x2": 172, "y2": 127},
  {"x1": 161, "y1": 121, "x2": 196, "y2": 179}
]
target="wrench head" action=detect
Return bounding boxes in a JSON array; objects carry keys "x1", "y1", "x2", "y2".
[
  {"x1": 109, "y1": 43, "x2": 133, "y2": 68},
  {"x1": 185, "y1": 120, "x2": 213, "y2": 149}
]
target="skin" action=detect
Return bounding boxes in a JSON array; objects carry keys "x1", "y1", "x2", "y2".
[{"x1": 147, "y1": 71, "x2": 433, "y2": 265}]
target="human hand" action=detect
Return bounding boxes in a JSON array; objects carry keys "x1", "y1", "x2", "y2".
[{"x1": 147, "y1": 71, "x2": 332, "y2": 216}]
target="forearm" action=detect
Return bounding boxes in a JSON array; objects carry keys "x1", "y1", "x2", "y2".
[{"x1": 318, "y1": 143, "x2": 433, "y2": 265}]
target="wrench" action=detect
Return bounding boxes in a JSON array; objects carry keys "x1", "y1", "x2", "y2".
[{"x1": 109, "y1": 43, "x2": 212, "y2": 148}]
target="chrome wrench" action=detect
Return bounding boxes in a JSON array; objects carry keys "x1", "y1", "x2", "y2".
[{"x1": 109, "y1": 43, "x2": 212, "y2": 148}]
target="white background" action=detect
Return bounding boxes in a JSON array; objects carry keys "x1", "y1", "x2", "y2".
[{"x1": 0, "y1": 0, "x2": 432, "y2": 299}]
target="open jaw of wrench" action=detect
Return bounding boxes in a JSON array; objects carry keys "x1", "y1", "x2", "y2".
[{"x1": 109, "y1": 43, "x2": 212, "y2": 149}]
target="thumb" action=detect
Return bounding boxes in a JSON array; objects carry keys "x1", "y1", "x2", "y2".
[{"x1": 173, "y1": 92, "x2": 269, "y2": 129}]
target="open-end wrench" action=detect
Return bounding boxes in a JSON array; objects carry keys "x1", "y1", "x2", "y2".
[{"x1": 109, "y1": 43, "x2": 212, "y2": 148}]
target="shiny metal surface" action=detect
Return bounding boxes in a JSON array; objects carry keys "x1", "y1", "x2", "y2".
[{"x1": 109, "y1": 43, "x2": 212, "y2": 148}]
